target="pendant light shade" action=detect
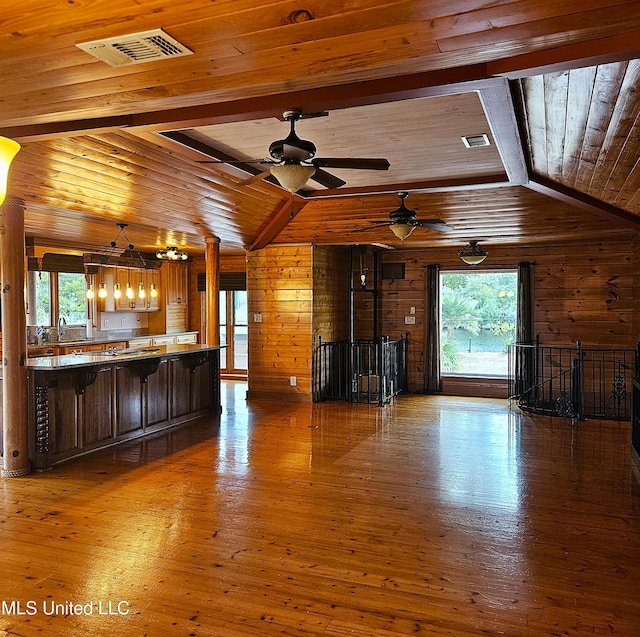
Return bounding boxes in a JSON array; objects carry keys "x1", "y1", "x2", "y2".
[
  {"x1": 458, "y1": 241, "x2": 488, "y2": 265},
  {"x1": 389, "y1": 223, "x2": 415, "y2": 240},
  {"x1": 270, "y1": 163, "x2": 316, "y2": 193},
  {"x1": 0, "y1": 136, "x2": 21, "y2": 206}
]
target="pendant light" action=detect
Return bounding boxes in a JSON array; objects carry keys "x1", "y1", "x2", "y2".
[{"x1": 458, "y1": 241, "x2": 488, "y2": 266}]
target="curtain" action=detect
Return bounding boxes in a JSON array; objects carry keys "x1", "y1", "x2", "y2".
[
  {"x1": 515, "y1": 261, "x2": 535, "y2": 397},
  {"x1": 516, "y1": 261, "x2": 534, "y2": 343},
  {"x1": 424, "y1": 263, "x2": 441, "y2": 393}
]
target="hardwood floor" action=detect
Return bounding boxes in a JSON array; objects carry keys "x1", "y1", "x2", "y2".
[{"x1": 2, "y1": 383, "x2": 640, "y2": 636}]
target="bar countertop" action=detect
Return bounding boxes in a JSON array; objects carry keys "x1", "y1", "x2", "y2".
[{"x1": 27, "y1": 343, "x2": 220, "y2": 372}]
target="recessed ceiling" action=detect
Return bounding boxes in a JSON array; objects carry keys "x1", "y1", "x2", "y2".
[{"x1": 180, "y1": 93, "x2": 506, "y2": 193}]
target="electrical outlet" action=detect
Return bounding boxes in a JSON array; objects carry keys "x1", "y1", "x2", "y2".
[
  {"x1": 289, "y1": 376, "x2": 297, "y2": 386},
  {"x1": 254, "y1": 313, "x2": 262, "y2": 323},
  {"x1": 404, "y1": 316, "x2": 416, "y2": 324}
]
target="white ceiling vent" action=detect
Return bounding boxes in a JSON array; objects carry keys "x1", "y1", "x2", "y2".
[
  {"x1": 76, "y1": 29, "x2": 192, "y2": 67},
  {"x1": 461, "y1": 134, "x2": 491, "y2": 148}
]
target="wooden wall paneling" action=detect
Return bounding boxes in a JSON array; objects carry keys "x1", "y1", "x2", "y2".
[
  {"x1": 247, "y1": 244, "x2": 314, "y2": 402},
  {"x1": 366, "y1": 238, "x2": 639, "y2": 394},
  {"x1": 312, "y1": 246, "x2": 350, "y2": 344}
]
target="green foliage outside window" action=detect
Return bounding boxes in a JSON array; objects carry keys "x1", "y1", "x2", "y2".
[{"x1": 440, "y1": 271, "x2": 517, "y2": 375}]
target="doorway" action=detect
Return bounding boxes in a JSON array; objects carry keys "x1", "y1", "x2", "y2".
[{"x1": 220, "y1": 289, "x2": 248, "y2": 378}]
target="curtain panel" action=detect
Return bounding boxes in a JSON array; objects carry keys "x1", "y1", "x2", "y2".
[{"x1": 424, "y1": 263, "x2": 441, "y2": 393}]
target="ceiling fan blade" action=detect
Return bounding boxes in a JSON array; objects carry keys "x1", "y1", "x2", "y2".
[
  {"x1": 196, "y1": 158, "x2": 272, "y2": 164},
  {"x1": 237, "y1": 170, "x2": 272, "y2": 186},
  {"x1": 310, "y1": 168, "x2": 346, "y2": 189},
  {"x1": 350, "y1": 221, "x2": 394, "y2": 233},
  {"x1": 413, "y1": 219, "x2": 454, "y2": 232},
  {"x1": 311, "y1": 158, "x2": 390, "y2": 171}
]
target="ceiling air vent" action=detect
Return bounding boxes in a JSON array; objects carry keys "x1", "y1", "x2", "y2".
[
  {"x1": 76, "y1": 28, "x2": 193, "y2": 67},
  {"x1": 461, "y1": 134, "x2": 491, "y2": 148}
]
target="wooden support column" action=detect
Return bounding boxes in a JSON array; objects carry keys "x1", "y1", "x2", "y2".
[
  {"x1": 205, "y1": 236, "x2": 220, "y2": 346},
  {"x1": 1, "y1": 196, "x2": 30, "y2": 477}
]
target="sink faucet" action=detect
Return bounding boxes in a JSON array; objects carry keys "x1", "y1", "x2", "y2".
[{"x1": 58, "y1": 316, "x2": 66, "y2": 339}]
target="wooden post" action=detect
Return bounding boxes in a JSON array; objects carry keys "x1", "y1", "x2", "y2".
[
  {"x1": 1, "y1": 196, "x2": 30, "y2": 477},
  {"x1": 205, "y1": 236, "x2": 220, "y2": 346}
]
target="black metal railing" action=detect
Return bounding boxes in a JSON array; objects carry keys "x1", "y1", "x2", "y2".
[
  {"x1": 313, "y1": 335, "x2": 408, "y2": 405},
  {"x1": 508, "y1": 337, "x2": 640, "y2": 420}
]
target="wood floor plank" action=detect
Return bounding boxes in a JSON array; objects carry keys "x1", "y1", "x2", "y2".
[{"x1": 1, "y1": 384, "x2": 640, "y2": 636}]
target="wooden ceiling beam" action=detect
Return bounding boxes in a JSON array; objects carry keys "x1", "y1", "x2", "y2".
[
  {"x1": 249, "y1": 197, "x2": 307, "y2": 252},
  {"x1": 526, "y1": 176, "x2": 640, "y2": 230},
  {"x1": 489, "y1": 29, "x2": 640, "y2": 79},
  {"x1": 2, "y1": 65, "x2": 494, "y2": 142}
]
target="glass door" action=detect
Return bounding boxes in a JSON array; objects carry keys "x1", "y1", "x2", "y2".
[{"x1": 219, "y1": 290, "x2": 248, "y2": 378}]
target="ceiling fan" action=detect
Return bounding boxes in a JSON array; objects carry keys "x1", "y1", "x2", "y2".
[
  {"x1": 198, "y1": 109, "x2": 391, "y2": 192},
  {"x1": 361, "y1": 192, "x2": 454, "y2": 240}
]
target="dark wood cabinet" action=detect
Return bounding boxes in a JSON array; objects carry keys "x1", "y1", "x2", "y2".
[{"x1": 28, "y1": 346, "x2": 221, "y2": 470}]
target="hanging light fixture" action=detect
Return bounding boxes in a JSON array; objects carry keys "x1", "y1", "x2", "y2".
[
  {"x1": 84, "y1": 223, "x2": 160, "y2": 302},
  {"x1": 156, "y1": 246, "x2": 188, "y2": 260},
  {"x1": 270, "y1": 161, "x2": 316, "y2": 193},
  {"x1": 389, "y1": 223, "x2": 415, "y2": 240},
  {"x1": 458, "y1": 240, "x2": 488, "y2": 266},
  {"x1": 138, "y1": 270, "x2": 146, "y2": 300},
  {"x1": 0, "y1": 136, "x2": 21, "y2": 206}
]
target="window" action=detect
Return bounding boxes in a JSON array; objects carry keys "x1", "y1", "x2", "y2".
[
  {"x1": 440, "y1": 270, "x2": 517, "y2": 377},
  {"x1": 30, "y1": 271, "x2": 88, "y2": 327},
  {"x1": 32, "y1": 271, "x2": 51, "y2": 325},
  {"x1": 57, "y1": 272, "x2": 89, "y2": 325}
]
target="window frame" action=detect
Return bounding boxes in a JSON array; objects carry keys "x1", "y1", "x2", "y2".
[{"x1": 439, "y1": 268, "x2": 518, "y2": 379}]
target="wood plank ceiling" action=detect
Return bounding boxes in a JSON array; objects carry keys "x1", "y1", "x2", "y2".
[{"x1": 2, "y1": 1, "x2": 640, "y2": 256}]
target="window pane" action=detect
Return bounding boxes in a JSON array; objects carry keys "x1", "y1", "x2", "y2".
[
  {"x1": 220, "y1": 325, "x2": 227, "y2": 369},
  {"x1": 440, "y1": 271, "x2": 517, "y2": 377},
  {"x1": 234, "y1": 291, "x2": 247, "y2": 325},
  {"x1": 34, "y1": 271, "x2": 51, "y2": 325},
  {"x1": 233, "y1": 325, "x2": 248, "y2": 370},
  {"x1": 219, "y1": 291, "x2": 227, "y2": 326},
  {"x1": 58, "y1": 272, "x2": 88, "y2": 325}
]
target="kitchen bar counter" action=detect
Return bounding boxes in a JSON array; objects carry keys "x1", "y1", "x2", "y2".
[
  {"x1": 28, "y1": 343, "x2": 221, "y2": 471},
  {"x1": 28, "y1": 343, "x2": 209, "y2": 370}
]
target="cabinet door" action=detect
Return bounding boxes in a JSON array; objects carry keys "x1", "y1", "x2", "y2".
[
  {"x1": 82, "y1": 367, "x2": 114, "y2": 445},
  {"x1": 170, "y1": 356, "x2": 191, "y2": 418},
  {"x1": 116, "y1": 267, "x2": 138, "y2": 310},
  {"x1": 146, "y1": 358, "x2": 169, "y2": 426},
  {"x1": 115, "y1": 364, "x2": 143, "y2": 435},
  {"x1": 166, "y1": 262, "x2": 188, "y2": 306}
]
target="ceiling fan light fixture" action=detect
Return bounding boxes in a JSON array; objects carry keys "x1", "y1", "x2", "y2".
[
  {"x1": 390, "y1": 223, "x2": 415, "y2": 240},
  {"x1": 459, "y1": 240, "x2": 488, "y2": 265},
  {"x1": 270, "y1": 163, "x2": 316, "y2": 193}
]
